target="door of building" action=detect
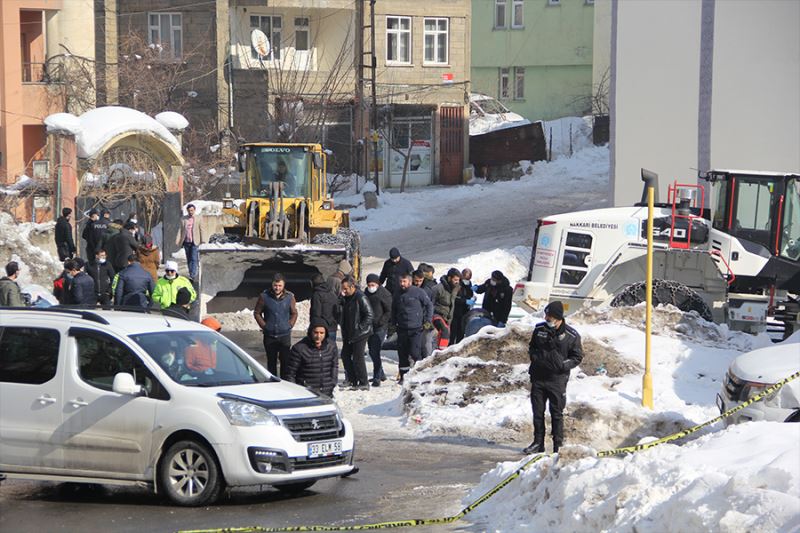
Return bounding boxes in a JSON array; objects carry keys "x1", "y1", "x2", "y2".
[{"x1": 439, "y1": 106, "x2": 464, "y2": 185}]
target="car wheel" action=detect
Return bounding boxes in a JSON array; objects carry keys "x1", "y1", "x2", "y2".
[
  {"x1": 274, "y1": 480, "x2": 316, "y2": 494},
  {"x1": 159, "y1": 440, "x2": 223, "y2": 506}
]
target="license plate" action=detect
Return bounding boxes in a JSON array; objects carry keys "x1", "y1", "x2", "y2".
[
  {"x1": 716, "y1": 393, "x2": 724, "y2": 413},
  {"x1": 308, "y1": 440, "x2": 342, "y2": 459}
]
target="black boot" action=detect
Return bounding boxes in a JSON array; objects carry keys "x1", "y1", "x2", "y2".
[
  {"x1": 553, "y1": 440, "x2": 563, "y2": 454},
  {"x1": 523, "y1": 441, "x2": 545, "y2": 454}
]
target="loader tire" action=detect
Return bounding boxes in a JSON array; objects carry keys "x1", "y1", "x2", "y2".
[
  {"x1": 610, "y1": 279, "x2": 713, "y2": 322},
  {"x1": 209, "y1": 233, "x2": 243, "y2": 245}
]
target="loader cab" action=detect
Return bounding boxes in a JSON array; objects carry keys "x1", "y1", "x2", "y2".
[
  {"x1": 706, "y1": 170, "x2": 797, "y2": 259},
  {"x1": 241, "y1": 144, "x2": 326, "y2": 201}
]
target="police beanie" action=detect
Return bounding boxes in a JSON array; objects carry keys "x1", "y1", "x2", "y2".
[
  {"x1": 366, "y1": 273, "x2": 380, "y2": 284},
  {"x1": 544, "y1": 301, "x2": 564, "y2": 320}
]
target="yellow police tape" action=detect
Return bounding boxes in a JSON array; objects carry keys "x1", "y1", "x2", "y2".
[{"x1": 179, "y1": 370, "x2": 800, "y2": 533}]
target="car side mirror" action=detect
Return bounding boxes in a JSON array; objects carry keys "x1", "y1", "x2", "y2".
[
  {"x1": 313, "y1": 152, "x2": 323, "y2": 169},
  {"x1": 112, "y1": 372, "x2": 142, "y2": 396},
  {"x1": 237, "y1": 149, "x2": 247, "y2": 172}
]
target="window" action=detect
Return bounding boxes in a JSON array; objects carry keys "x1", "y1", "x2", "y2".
[
  {"x1": 386, "y1": 16, "x2": 411, "y2": 63},
  {"x1": 75, "y1": 331, "x2": 161, "y2": 397},
  {"x1": 294, "y1": 17, "x2": 309, "y2": 52},
  {"x1": 514, "y1": 67, "x2": 525, "y2": 99},
  {"x1": 512, "y1": 0, "x2": 524, "y2": 28},
  {"x1": 781, "y1": 179, "x2": 800, "y2": 261},
  {"x1": 148, "y1": 13, "x2": 182, "y2": 58},
  {"x1": 0, "y1": 327, "x2": 59, "y2": 384},
  {"x1": 250, "y1": 15, "x2": 282, "y2": 60},
  {"x1": 548, "y1": 0, "x2": 561, "y2": 5},
  {"x1": 731, "y1": 178, "x2": 779, "y2": 251},
  {"x1": 495, "y1": 0, "x2": 507, "y2": 28},
  {"x1": 499, "y1": 68, "x2": 510, "y2": 98},
  {"x1": 558, "y1": 232, "x2": 592, "y2": 286},
  {"x1": 424, "y1": 18, "x2": 448, "y2": 65},
  {"x1": 391, "y1": 121, "x2": 432, "y2": 150}
]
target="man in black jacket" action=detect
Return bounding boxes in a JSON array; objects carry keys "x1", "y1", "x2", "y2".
[
  {"x1": 54, "y1": 207, "x2": 76, "y2": 261},
  {"x1": 86, "y1": 249, "x2": 115, "y2": 306},
  {"x1": 475, "y1": 270, "x2": 513, "y2": 327},
  {"x1": 114, "y1": 255, "x2": 155, "y2": 309},
  {"x1": 340, "y1": 276, "x2": 373, "y2": 390},
  {"x1": 379, "y1": 247, "x2": 414, "y2": 296},
  {"x1": 110, "y1": 221, "x2": 139, "y2": 272},
  {"x1": 68, "y1": 258, "x2": 97, "y2": 306},
  {"x1": 365, "y1": 273, "x2": 392, "y2": 386},
  {"x1": 285, "y1": 319, "x2": 339, "y2": 398},
  {"x1": 450, "y1": 268, "x2": 474, "y2": 345},
  {"x1": 524, "y1": 301, "x2": 583, "y2": 455},
  {"x1": 392, "y1": 273, "x2": 433, "y2": 383},
  {"x1": 310, "y1": 273, "x2": 341, "y2": 342}
]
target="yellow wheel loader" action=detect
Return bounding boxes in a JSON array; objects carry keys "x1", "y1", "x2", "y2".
[{"x1": 199, "y1": 143, "x2": 360, "y2": 313}]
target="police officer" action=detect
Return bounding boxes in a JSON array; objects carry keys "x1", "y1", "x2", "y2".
[{"x1": 524, "y1": 301, "x2": 583, "y2": 454}]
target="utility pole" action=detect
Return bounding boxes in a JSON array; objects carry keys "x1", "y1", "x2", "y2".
[
  {"x1": 369, "y1": 0, "x2": 379, "y2": 195},
  {"x1": 354, "y1": 0, "x2": 365, "y2": 181}
]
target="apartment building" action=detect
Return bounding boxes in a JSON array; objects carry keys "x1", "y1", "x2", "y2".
[{"x1": 0, "y1": 0, "x2": 95, "y2": 221}]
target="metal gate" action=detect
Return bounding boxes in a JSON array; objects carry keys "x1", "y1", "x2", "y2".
[{"x1": 439, "y1": 106, "x2": 464, "y2": 185}]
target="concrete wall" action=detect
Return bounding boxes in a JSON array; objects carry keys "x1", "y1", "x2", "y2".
[
  {"x1": 610, "y1": 0, "x2": 800, "y2": 207},
  {"x1": 471, "y1": 0, "x2": 594, "y2": 121},
  {"x1": 592, "y1": 0, "x2": 611, "y2": 111}
]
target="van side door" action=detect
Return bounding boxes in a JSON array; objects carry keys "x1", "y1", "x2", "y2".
[{"x1": 60, "y1": 328, "x2": 168, "y2": 479}]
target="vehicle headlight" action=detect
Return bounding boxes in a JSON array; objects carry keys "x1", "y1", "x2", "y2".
[
  {"x1": 743, "y1": 381, "x2": 778, "y2": 402},
  {"x1": 218, "y1": 400, "x2": 281, "y2": 427}
]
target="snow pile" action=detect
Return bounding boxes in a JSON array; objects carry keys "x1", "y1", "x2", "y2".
[
  {"x1": 402, "y1": 306, "x2": 772, "y2": 443},
  {"x1": 0, "y1": 212, "x2": 62, "y2": 288},
  {"x1": 345, "y1": 144, "x2": 609, "y2": 234},
  {"x1": 184, "y1": 200, "x2": 225, "y2": 216},
  {"x1": 466, "y1": 422, "x2": 800, "y2": 533},
  {"x1": 210, "y1": 301, "x2": 310, "y2": 333},
  {"x1": 44, "y1": 107, "x2": 181, "y2": 159},
  {"x1": 155, "y1": 111, "x2": 189, "y2": 131},
  {"x1": 455, "y1": 246, "x2": 530, "y2": 285}
]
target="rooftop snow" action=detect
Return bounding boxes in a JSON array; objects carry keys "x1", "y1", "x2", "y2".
[
  {"x1": 45, "y1": 107, "x2": 182, "y2": 159},
  {"x1": 155, "y1": 111, "x2": 189, "y2": 131}
]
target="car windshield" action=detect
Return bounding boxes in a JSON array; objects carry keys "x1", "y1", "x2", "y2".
[
  {"x1": 247, "y1": 146, "x2": 310, "y2": 198},
  {"x1": 130, "y1": 330, "x2": 270, "y2": 387},
  {"x1": 475, "y1": 98, "x2": 510, "y2": 115}
]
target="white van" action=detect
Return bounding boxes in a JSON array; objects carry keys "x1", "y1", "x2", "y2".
[
  {"x1": 716, "y1": 332, "x2": 800, "y2": 426},
  {"x1": 0, "y1": 308, "x2": 355, "y2": 506}
]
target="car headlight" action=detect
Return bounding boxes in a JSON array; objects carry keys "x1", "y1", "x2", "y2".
[
  {"x1": 743, "y1": 381, "x2": 778, "y2": 402},
  {"x1": 218, "y1": 400, "x2": 281, "y2": 427}
]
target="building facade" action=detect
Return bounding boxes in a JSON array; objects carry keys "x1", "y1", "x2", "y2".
[
  {"x1": 0, "y1": 0, "x2": 95, "y2": 221},
  {"x1": 471, "y1": 0, "x2": 595, "y2": 122}
]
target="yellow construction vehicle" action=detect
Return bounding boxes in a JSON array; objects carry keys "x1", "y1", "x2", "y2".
[{"x1": 199, "y1": 142, "x2": 360, "y2": 313}]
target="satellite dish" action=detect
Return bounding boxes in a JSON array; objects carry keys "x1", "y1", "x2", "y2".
[{"x1": 251, "y1": 29, "x2": 271, "y2": 60}]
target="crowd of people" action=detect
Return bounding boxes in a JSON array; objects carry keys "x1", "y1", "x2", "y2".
[
  {"x1": 44, "y1": 205, "x2": 201, "y2": 312},
  {"x1": 256, "y1": 246, "x2": 514, "y2": 397}
]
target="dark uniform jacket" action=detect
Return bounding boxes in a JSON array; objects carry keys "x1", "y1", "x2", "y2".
[
  {"x1": 528, "y1": 321, "x2": 584, "y2": 381},
  {"x1": 82, "y1": 219, "x2": 109, "y2": 257},
  {"x1": 367, "y1": 285, "x2": 393, "y2": 330},
  {"x1": 476, "y1": 275, "x2": 513, "y2": 324},
  {"x1": 379, "y1": 257, "x2": 414, "y2": 295},
  {"x1": 392, "y1": 286, "x2": 433, "y2": 331},
  {"x1": 340, "y1": 290, "x2": 374, "y2": 344},
  {"x1": 310, "y1": 283, "x2": 341, "y2": 331},
  {"x1": 285, "y1": 336, "x2": 339, "y2": 397},
  {"x1": 110, "y1": 230, "x2": 139, "y2": 271}
]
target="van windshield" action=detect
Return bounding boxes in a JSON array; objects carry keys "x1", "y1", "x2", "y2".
[{"x1": 130, "y1": 331, "x2": 271, "y2": 387}]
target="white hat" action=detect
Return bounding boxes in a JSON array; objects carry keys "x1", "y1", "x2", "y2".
[{"x1": 165, "y1": 260, "x2": 179, "y2": 272}]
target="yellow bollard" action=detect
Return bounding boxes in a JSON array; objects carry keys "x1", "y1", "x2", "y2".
[{"x1": 642, "y1": 185, "x2": 654, "y2": 409}]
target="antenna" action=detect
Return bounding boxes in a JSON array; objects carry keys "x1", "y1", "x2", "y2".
[{"x1": 250, "y1": 29, "x2": 271, "y2": 62}]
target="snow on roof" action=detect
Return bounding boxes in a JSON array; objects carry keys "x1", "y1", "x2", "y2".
[
  {"x1": 155, "y1": 111, "x2": 189, "y2": 131},
  {"x1": 45, "y1": 107, "x2": 182, "y2": 159},
  {"x1": 44, "y1": 113, "x2": 82, "y2": 136}
]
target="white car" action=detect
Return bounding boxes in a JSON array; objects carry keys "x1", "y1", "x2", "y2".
[
  {"x1": 717, "y1": 331, "x2": 800, "y2": 426},
  {"x1": 0, "y1": 308, "x2": 355, "y2": 506},
  {"x1": 469, "y1": 93, "x2": 530, "y2": 136}
]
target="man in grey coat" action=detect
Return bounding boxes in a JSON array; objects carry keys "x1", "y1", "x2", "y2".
[{"x1": 0, "y1": 261, "x2": 25, "y2": 307}]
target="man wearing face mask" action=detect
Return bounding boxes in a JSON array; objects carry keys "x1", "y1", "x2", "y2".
[
  {"x1": 524, "y1": 301, "x2": 583, "y2": 455},
  {"x1": 365, "y1": 273, "x2": 392, "y2": 386},
  {"x1": 475, "y1": 270, "x2": 513, "y2": 327},
  {"x1": 152, "y1": 260, "x2": 197, "y2": 310},
  {"x1": 86, "y1": 249, "x2": 115, "y2": 306}
]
